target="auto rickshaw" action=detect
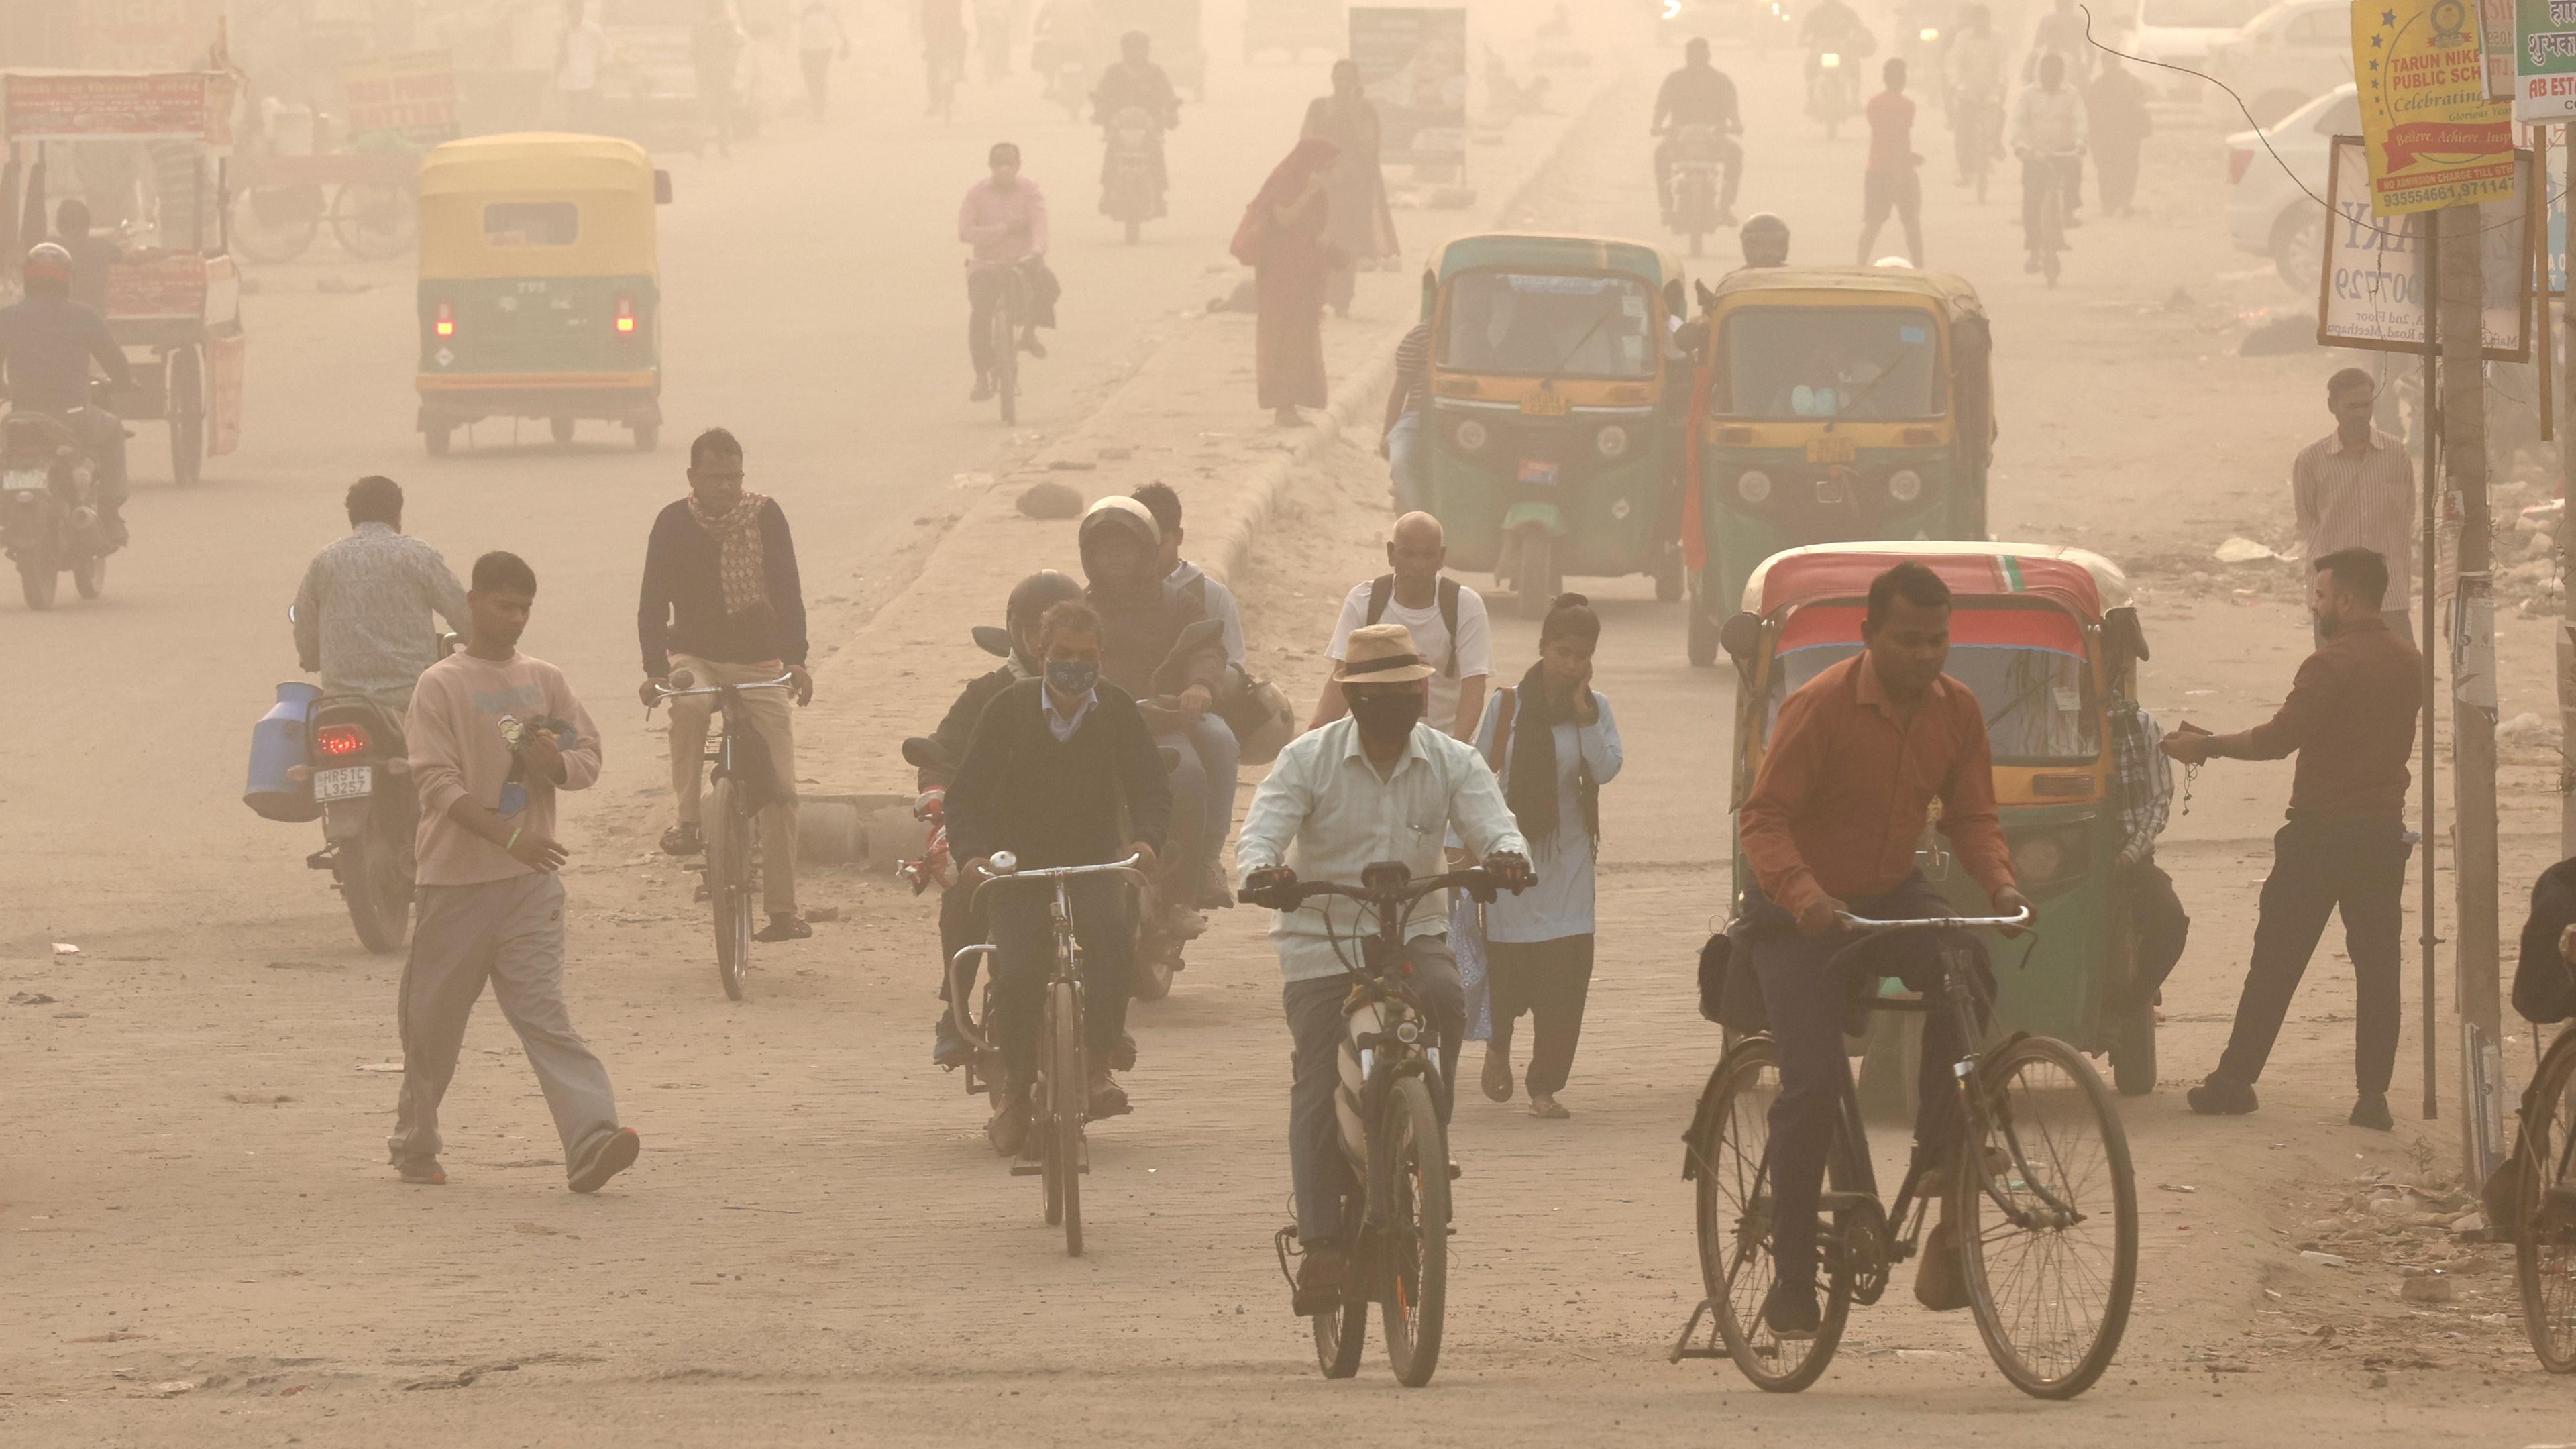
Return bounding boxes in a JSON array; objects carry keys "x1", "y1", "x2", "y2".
[
  {"x1": 1682, "y1": 265, "x2": 1992, "y2": 666},
  {"x1": 413, "y1": 133, "x2": 671, "y2": 454},
  {"x1": 1714, "y1": 542, "x2": 2159, "y2": 1099},
  {"x1": 1422, "y1": 233, "x2": 1688, "y2": 619}
]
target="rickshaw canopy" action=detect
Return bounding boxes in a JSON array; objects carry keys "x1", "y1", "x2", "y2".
[
  {"x1": 1706, "y1": 263, "x2": 1986, "y2": 323},
  {"x1": 1741, "y1": 541, "x2": 2129, "y2": 620},
  {"x1": 0, "y1": 70, "x2": 236, "y2": 147},
  {"x1": 417, "y1": 133, "x2": 659, "y2": 280},
  {"x1": 1428, "y1": 233, "x2": 1687, "y2": 294}
]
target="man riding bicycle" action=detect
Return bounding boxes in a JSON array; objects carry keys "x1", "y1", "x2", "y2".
[
  {"x1": 946, "y1": 598, "x2": 1170, "y2": 1149},
  {"x1": 959, "y1": 141, "x2": 1061, "y2": 402},
  {"x1": 1238, "y1": 623, "x2": 1534, "y2": 1317},
  {"x1": 1944, "y1": 5, "x2": 2004, "y2": 183},
  {"x1": 1735, "y1": 562, "x2": 2028, "y2": 1338},
  {"x1": 2010, "y1": 52, "x2": 2086, "y2": 270}
]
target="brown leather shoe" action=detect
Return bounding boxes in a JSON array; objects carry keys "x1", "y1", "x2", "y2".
[{"x1": 1293, "y1": 1244, "x2": 1346, "y2": 1316}]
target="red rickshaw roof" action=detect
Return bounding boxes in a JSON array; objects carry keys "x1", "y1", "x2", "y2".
[{"x1": 1743, "y1": 543, "x2": 2127, "y2": 620}]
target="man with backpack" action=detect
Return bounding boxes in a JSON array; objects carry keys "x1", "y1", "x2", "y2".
[{"x1": 1310, "y1": 511, "x2": 1493, "y2": 741}]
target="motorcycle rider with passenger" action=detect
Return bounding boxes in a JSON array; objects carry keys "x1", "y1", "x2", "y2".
[
  {"x1": 0, "y1": 242, "x2": 134, "y2": 547},
  {"x1": 1091, "y1": 30, "x2": 1181, "y2": 217},
  {"x1": 1651, "y1": 37, "x2": 1744, "y2": 229}
]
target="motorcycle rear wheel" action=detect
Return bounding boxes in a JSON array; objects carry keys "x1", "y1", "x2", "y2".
[
  {"x1": 341, "y1": 824, "x2": 413, "y2": 955},
  {"x1": 72, "y1": 551, "x2": 105, "y2": 600},
  {"x1": 19, "y1": 556, "x2": 58, "y2": 611}
]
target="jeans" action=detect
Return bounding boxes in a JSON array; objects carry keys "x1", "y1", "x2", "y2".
[
  {"x1": 1746, "y1": 872, "x2": 1971, "y2": 1290},
  {"x1": 1386, "y1": 409, "x2": 1427, "y2": 513},
  {"x1": 1183, "y1": 712, "x2": 1238, "y2": 882},
  {"x1": 989, "y1": 874, "x2": 1132, "y2": 1086},
  {"x1": 1487, "y1": 934, "x2": 1595, "y2": 1097},
  {"x1": 1284, "y1": 936, "x2": 1464, "y2": 1248},
  {"x1": 663, "y1": 653, "x2": 800, "y2": 916},
  {"x1": 966, "y1": 259, "x2": 1062, "y2": 377},
  {"x1": 2212, "y1": 817, "x2": 2412, "y2": 1096}
]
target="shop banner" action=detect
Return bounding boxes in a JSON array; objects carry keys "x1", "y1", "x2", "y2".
[
  {"x1": 2354, "y1": 0, "x2": 2516, "y2": 213},
  {"x1": 341, "y1": 50, "x2": 460, "y2": 148},
  {"x1": 1350, "y1": 7, "x2": 1468, "y2": 165},
  {"x1": 2514, "y1": 0, "x2": 2576, "y2": 118},
  {"x1": 2318, "y1": 136, "x2": 2534, "y2": 356},
  {"x1": 0, "y1": 71, "x2": 233, "y2": 144}
]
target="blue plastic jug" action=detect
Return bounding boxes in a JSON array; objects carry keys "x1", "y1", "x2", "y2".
[{"x1": 246, "y1": 682, "x2": 323, "y2": 822}]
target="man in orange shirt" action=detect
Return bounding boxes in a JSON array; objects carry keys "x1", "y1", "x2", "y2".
[
  {"x1": 1856, "y1": 58, "x2": 1924, "y2": 266},
  {"x1": 1737, "y1": 561, "x2": 2028, "y2": 1336}
]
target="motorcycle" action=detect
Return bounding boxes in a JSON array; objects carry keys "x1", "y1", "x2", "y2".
[
  {"x1": 0, "y1": 404, "x2": 112, "y2": 611},
  {"x1": 1668, "y1": 123, "x2": 1731, "y2": 258},
  {"x1": 282, "y1": 631, "x2": 458, "y2": 953},
  {"x1": 1808, "y1": 49, "x2": 1860, "y2": 139},
  {"x1": 1102, "y1": 105, "x2": 1164, "y2": 244}
]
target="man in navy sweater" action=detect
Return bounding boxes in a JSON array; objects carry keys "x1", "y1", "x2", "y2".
[{"x1": 946, "y1": 598, "x2": 1171, "y2": 1153}]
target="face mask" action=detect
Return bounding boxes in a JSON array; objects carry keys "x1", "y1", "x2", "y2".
[
  {"x1": 1046, "y1": 659, "x2": 1101, "y2": 696},
  {"x1": 1348, "y1": 689, "x2": 1426, "y2": 743}
]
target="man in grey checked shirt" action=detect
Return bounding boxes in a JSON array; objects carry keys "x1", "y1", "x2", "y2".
[
  {"x1": 292, "y1": 476, "x2": 470, "y2": 712},
  {"x1": 2294, "y1": 369, "x2": 2415, "y2": 645}
]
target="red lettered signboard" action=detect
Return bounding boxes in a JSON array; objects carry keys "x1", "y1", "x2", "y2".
[{"x1": 1, "y1": 72, "x2": 234, "y2": 144}]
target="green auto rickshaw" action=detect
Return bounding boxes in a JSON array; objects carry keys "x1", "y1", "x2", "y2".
[
  {"x1": 414, "y1": 133, "x2": 672, "y2": 454},
  {"x1": 1421, "y1": 233, "x2": 1690, "y2": 619},
  {"x1": 1683, "y1": 265, "x2": 1993, "y2": 666}
]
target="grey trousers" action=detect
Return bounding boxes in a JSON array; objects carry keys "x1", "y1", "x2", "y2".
[
  {"x1": 1283, "y1": 934, "x2": 1464, "y2": 1249},
  {"x1": 389, "y1": 874, "x2": 621, "y2": 1174}
]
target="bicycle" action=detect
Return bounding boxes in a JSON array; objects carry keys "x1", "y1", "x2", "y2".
[
  {"x1": 650, "y1": 670, "x2": 794, "y2": 1002},
  {"x1": 2512, "y1": 1018, "x2": 2576, "y2": 1371},
  {"x1": 948, "y1": 850, "x2": 1148, "y2": 1258},
  {"x1": 2021, "y1": 148, "x2": 2080, "y2": 288},
  {"x1": 1951, "y1": 89, "x2": 2001, "y2": 204},
  {"x1": 971, "y1": 260, "x2": 1024, "y2": 424},
  {"x1": 1672, "y1": 908, "x2": 2139, "y2": 1399},
  {"x1": 1257, "y1": 860, "x2": 1515, "y2": 1389}
]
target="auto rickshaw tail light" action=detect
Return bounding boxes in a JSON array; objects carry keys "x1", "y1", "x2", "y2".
[
  {"x1": 616, "y1": 297, "x2": 637, "y2": 334},
  {"x1": 434, "y1": 301, "x2": 455, "y2": 338}
]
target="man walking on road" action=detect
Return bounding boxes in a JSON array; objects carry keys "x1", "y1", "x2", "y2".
[
  {"x1": 2293, "y1": 368, "x2": 2416, "y2": 645},
  {"x1": 1856, "y1": 57, "x2": 1924, "y2": 266},
  {"x1": 293, "y1": 475, "x2": 470, "y2": 714},
  {"x1": 2162, "y1": 548, "x2": 2422, "y2": 1130},
  {"x1": 639, "y1": 427, "x2": 815, "y2": 944},
  {"x1": 1311, "y1": 512, "x2": 1493, "y2": 741},
  {"x1": 2086, "y1": 54, "x2": 2151, "y2": 217},
  {"x1": 393, "y1": 551, "x2": 637, "y2": 1193}
]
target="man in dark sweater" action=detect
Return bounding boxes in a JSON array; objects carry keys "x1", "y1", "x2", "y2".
[
  {"x1": 946, "y1": 598, "x2": 1171, "y2": 1152},
  {"x1": 2163, "y1": 548, "x2": 2423, "y2": 1129},
  {"x1": 637, "y1": 427, "x2": 814, "y2": 941}
]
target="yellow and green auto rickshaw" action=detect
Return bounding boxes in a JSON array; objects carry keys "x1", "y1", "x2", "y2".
[
  {"x1": 1715, "y1": 542, "x2": 2161, "y2": 1099},
  {"x1": 1682, "y1": 265, "x2": 1993, "y2": 665},
  {"x1": 413, "y1": 133, "x2": 671, "y2": 454},
  {"x1": 1421, "y1": 233, "x2": 1689, "y2": 619}
]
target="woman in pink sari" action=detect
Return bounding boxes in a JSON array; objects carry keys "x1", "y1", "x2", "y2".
[{"x1": 1231, "y1": 136, "x2": 1342, "y2": 427}]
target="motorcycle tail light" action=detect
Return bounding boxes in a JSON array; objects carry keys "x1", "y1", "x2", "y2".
[
  {"x1": 434, "y1": 301, "x2": 455, "y2": 338},
  {"x1": 315, "y1": 724, "x2": 370, "y2": 757},
  {"x1": 616, "y1": 296, "x2": 637, "y2": 334}
]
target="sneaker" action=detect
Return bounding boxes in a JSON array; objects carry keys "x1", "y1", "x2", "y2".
[
  {"x1": 659, "y1": 822, "x2": 704, "y2": 857},
  {"x1": 1293, "y1": 1244, "x2": 1347, "y2": 1316},
  {"x1": 970, "y1": 378, "x2": 995, "y2": 402},
  {"x1": 986, "y1": 1091, "x2": 1030, "y2": 1156},
  {"x1": 568, "y1": 1127, "x2": 641, "y2": 1193},
  {"x1": 2349, "y1": 1093, "x2": 2394, "y2": 1131},
  {"x1": 1760, "y1": 1279, "x2": 1821, "y2": 1339},
  {"x1": 932, "y1": 1014, "x2": 972, "y2": 1069},
  {"x1": 1481, "y1": 1046, "x2": 1515, "y2": 1103},
  {"x1": 753, "y1": 912, "x2": 812, "y2": 943},
  {"x1": 396, "y1": 1158, "x2": 447, "y2": 1186},
  {"x1": 1087, "y1": 1065, "x2": 1131, "y2": 1118},
  {"x1": 2186, "y1": 1075, "x2": 2259, "y2": 1116}
]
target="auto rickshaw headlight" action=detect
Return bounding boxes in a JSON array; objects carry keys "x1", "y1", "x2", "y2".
[
  {"x1": 1735, "y1": 469, "x2": 1774, "y2": 504},
  {"x1": 1886, "y1": 468, "x2": 1925, "y2": 504},
  {"x1": 1595, "y1": 424, "x2": 1629, "y2": 460},
  {"x1": 1455, "y1": 419, "x2": 1490, "y2": 453}
]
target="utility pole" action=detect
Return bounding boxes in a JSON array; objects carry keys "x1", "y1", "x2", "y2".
[
  {"x1": 2438, "y1": 198, "x2": 2502, "y2": 1185},
  {"x1": 2560, "y1": 126, "x2": 2576, "y2": 863}
]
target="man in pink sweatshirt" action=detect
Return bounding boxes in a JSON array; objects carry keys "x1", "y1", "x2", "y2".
[
  {"x1": 391, "y1": 550, "x2": 637, "y2": 1193},
  {"x1": 958, "y1": 140, "x2": 1060, "y2": 400}
]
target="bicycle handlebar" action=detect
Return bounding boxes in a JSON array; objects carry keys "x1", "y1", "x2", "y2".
[
  {"x1": 1834, "y1": 907, "x2": 2031, "y2": 933},
  {"x1": 651, "y1": 671, "x2": 796, "y2": 704},
  {"x1": 1262, "y1": 867, "x2": 1511, "y2": 910}
]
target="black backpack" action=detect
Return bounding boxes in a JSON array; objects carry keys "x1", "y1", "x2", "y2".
[{"x1": 1363, "y1": 574, "x2": 1460, "y2": 678}]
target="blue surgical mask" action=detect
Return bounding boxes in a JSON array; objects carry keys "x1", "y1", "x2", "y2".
[{"x1": 1046, "y1": 659, "x2": 1100, "y2": 696}]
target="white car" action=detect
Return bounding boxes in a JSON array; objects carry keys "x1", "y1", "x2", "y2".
[
  {"x1": 2107, "y1": 0, "x2": 2275, "y2": 103},
  {"x1": 2203, "y1": 0, "x2": 2357, "y2": 127},
  {"x1": 2224, "y1": 83, "x2": 2355, "y2": 292}
]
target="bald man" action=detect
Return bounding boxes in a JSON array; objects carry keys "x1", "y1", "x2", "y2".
[{"x1": 1313, "y1": 512, "x2": 1493, "y2": 739}]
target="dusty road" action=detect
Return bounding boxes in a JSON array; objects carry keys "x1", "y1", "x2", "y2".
[{"x1": 5, "y1": 7, "x2": 2573, "y2": 1444}]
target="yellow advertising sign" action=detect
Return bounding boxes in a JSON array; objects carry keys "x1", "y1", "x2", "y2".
[{"x1": 2353, "y1": 0, "x2": 2517, "y2": 213}]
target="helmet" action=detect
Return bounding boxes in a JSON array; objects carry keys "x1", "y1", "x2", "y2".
[
  {"x1": 1077, "y1": 494, "x2": 1160, "y2": 556},
  {"x1": 1739, "y1": 213, "x2": 1790, "y2": 268},
  {"x1": 22, "y1": 242, "x2": 72, "y2": 292},
  {"x1": 1002, "y1": 569, "x2": 1085, "y2": 666}
]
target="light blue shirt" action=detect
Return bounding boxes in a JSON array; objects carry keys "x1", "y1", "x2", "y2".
[
  {"x1": 1238, "y1": 716, "x2": 1529, "y2": 982},
  {"x1": 1472, "y1": 688, "x2": 1622, "y2": 942}
]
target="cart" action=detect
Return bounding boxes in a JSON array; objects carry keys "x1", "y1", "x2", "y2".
[{"x1": 1, "y1": 70, "x2": 246, "y2": 488}]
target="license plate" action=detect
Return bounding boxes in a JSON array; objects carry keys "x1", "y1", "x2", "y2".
[
  {"x1": 313, "y1": 767, "x2": 373, "y2": 802},
  {"x1": 1807, "y1": 435, "x2": 1858, "y2": 464},
  {"x1": 4, "y1": 469, "x2": 45, "y2": 491},
  {"x1": 1520, "y1": 390, "x2": 1570, "y2": 417},
  {"x1": 1517, "y1": 460, "x2": 1560, "y2": 486}
]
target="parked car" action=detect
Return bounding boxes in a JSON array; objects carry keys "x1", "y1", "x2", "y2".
[
  {"x1": 2204, "y1": 0, "x2": 2355, "y2": 127},
  {"x1": 2106, "y1": 0, "x2": 2273, "y2": 103},
  {"x1": 2224, "y1": 82, "x2": 2355, "y2": 292}
]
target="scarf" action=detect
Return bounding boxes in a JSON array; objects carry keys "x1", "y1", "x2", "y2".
[
  {"x1": 1230, "y1": 136, "x2": 1338, "y2": 266},
  {"x1": 1503, "y1": 660, "x2": 1599, "y2": 861},
  {"x1": 686, "y1": 490, "x2": 773, "y2": 626}
]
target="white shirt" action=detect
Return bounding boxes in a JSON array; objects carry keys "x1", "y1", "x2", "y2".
[
  {"x1": 2010, "y1": 83, "x2": 2086, "y2": 155},
  {"x1": 1238, "y1": 717, "x2": 1529, "y2": 982},
  {"x1": 558, "y1": 17, "x2": 604, "y2": 92},
  {"x1": 1473, "y1": 688, "x2": 1623, "y2": 942},
  {"x1": 1324, "y1": 578, "x2": 1492, "y2": 733},
  {"x1": 1043, "y1": 684, "x2": 1097, "y2": 742}
]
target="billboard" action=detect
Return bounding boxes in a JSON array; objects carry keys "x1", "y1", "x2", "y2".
[
  {"x1": 1350, "y1": 7, "x2": 1468, "y2": 166},
  {"x1": 2353, "y1": 0, "x2": 2517, "y2": 213},
  {"x1": 341, "y1": 50, "x2": 461, "y2": 148},
  {"x1": 2318, "y1": 136, "x2": 2534, "y2": 358}
]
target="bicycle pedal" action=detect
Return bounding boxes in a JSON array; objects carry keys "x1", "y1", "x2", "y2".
[{"x1": 1010, "y1": 1159, "x2": 1043, "y2": 1177}]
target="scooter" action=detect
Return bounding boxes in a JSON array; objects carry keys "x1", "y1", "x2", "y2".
[
  {"x1": 1102, "y1": 105, "x2": 1164, "y2": 244},
  {"x1": 0, "y1": 404, "x2": 113, "y2": 611}
]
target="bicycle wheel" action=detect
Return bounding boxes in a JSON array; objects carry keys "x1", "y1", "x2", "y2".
[
  {"x1": 992, "y1": 294, "x2": 1019, "y2": 425},
  {"x1": 1312, "y1": 1181, "x2": 1368, "y2": 1379},
  {"x1": 1050, "y1": 977, "x2": 1086, "y2": 1257},
  {"x1": 1954, "y1": 1035, "x2": 2138, "y2": 1399},
  {"x1": 2517, "y1": 1030, "x2": 2576, "y2": 1372},
  {"x1": 331, "y1": 182, "x2": 417, "y2": 260},
  {"x1": 1376, "y1": 1071, "x2": 1448, "y2": 1387},
  {"x1": 708, "y1": 775, "x2": 753, "y2": 1001},
  {"x1": 1689, "y1": 1038, "x2": 1851, "y2": 1392}
]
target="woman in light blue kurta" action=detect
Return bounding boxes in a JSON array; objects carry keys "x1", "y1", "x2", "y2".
[{"x1": 1472, "y1": 594, "x2": 1622, "y2": 1118}]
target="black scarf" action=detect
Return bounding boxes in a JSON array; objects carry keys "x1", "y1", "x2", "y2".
[{"x1": 1503, "y1": 661, "x2": 1599, "y2": 859}]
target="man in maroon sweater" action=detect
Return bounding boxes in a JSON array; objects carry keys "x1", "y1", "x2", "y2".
[{"x1": 2163, "y1": 548, "x2": 2422, "y2": 1129}]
